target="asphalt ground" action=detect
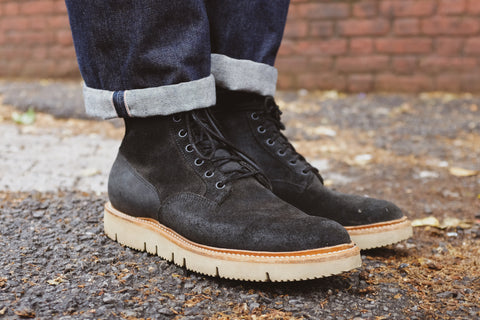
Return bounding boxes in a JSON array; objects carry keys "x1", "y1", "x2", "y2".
[{"x1": 0, "y1": 81, "x2": 479, "y2": 319}]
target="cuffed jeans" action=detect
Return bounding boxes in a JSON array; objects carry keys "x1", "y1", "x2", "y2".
[{"x1": 65, "y1": 0, "x2": 290, "y2": 119}]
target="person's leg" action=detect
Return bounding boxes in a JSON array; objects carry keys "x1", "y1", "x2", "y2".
[
  {"x1": 206, "y1": 0, "x2": 289, "y2": 96},
  {"x1": 65, "y1": 0, "x2": 214, "y2": 118},
  {"x1": 65, "y1": 1, "x2": 361, "y2": 281},
  {"x1": 207, "y1": 1, "x2": 412, "y2": 249}
]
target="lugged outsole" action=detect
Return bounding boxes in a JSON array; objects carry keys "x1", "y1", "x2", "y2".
[
  {"x1": 345, "y1": 217, "x2": 413, "y2": 250},
  {"x1": 103, "y1": 202, "x2": 362, "y2": 282}
]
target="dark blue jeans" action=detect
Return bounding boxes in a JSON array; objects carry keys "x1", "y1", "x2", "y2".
[{"x1": 65, "y1": 0, "x2": 289, "y2": 118}]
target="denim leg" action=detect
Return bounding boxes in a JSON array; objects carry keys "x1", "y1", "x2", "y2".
[
  {"x1": 206, "y1": 0, "x2": 290, "y2": 96},
  {"x1": 65, "y1": 0, "x2": 215, "y2": 118}
]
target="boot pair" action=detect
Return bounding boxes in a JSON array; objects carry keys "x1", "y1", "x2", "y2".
[{"x1": 104, "y1": 92, "x2": 412, "y2": 282}]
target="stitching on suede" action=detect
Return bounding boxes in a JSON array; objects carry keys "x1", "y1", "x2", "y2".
[{"x1": 118, "y1": 154, "x2": 161, "y2": 206}]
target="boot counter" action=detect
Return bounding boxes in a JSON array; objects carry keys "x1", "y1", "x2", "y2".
[{"x1": 108, "y1": 153, "x2": 161, "y2": 219}]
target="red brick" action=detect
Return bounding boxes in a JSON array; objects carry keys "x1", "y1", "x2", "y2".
[
  {"x1": 296, "y1": 39, "x2": 348, "y2": 56},
  {"x1": 393, "y1": 19, "x2": 420, "y2": 35},
  {"x1": 422, "y1": 17, "x2": 480, "y2": 35},
  {"x1": 436, "y1": 74, "x2": 462, "y2": 92},
  {"x1": 297, "y1": 73, "x2": 347, "y2": 91},
  {"x1": 338, "y1": 19, "x2": 389, "y2": 36},
  {"x1": 30, "y1": 18, "x2": 49, "y2": 30},
  {"x1": 438, "y1": 0, "x2": 467, "y2": 15},
  {"x1": 375, "y1": 74, "x2": 433, "y2": 92},
  {"x1": 376, "y1": 38, "x2": 432, "y2": 54},
  {"x1": 47, "y1": 15, "x2": 70, "y2": 28},
  {"x1": 392, "y1": 57, "x2": 417, "y2": 74},
  {"x1": 353, "y1": 1, "x2": 378, "y2": 18},
  {"x1": 277, "y1": 40, "x2": 296, "y2": 56},
  {"x1": 350, "y1": 38, "x2": 374, "y2": 54},
  {"x1": 464, "y1": 37, "x2": 480, "y2": 54},
  {"x1": 276, "y1": 57, "x2": 309, "y2": 73},
  {"x1": 461, "y1": 74, "x2": 480, "y2": 91},
  {"x1": 31, "y1": 47, "x2": 48, "y2": 60},
  {"x1": 380, "y1": 0, "x2": 436, "y2": 17},
  {"x1": 348, "y1": 74, "x2": 374, "y2": 92},
  {"x1": 3, "y1": 2, "x2": 19, "y2": 15},
  {"x1": 284, "y1": 20, "x2": 309, "y2": 38},
  {"x1": 436, "y1": 38, "x2": 464, "y2": 56},
  {"x1": 49, "y1": 45, "x2": 76, "y2": 58},
  {"x1": 310, "y1": 57, "x2": 334, "y2": 71},
  {"x1": 56, "y1": 29, "x2": 73, "y2": 46},
  {"x1": 420, "y1": 57, "x2": 477, "y2": 73},
  {"x1": 310, "y1": 21, "x2": 333, "y2": 37},
  {"x1": 294, "y1": 3, "x2": 350, "y2": 19},
  {"x1": 21, "y1": 1, "x2": 55, "y2": 15},
  {"x1": 0, "y1": 17, "x2": 30, "y2": 31},
  {"x1": 467, "y1": 0, "x2": 480, "y2": 14},
  {"x1": 53, "y1": 0, "x2": 68, "y2": 14},
  {"x1": 277, "y1": 74, "x2": 296, "y2": 90},
  {"x1": 9, "y1": 32, "x2": 55, "y2": 45},
  {"x1": 336, "y1": 56, "x2": 389, "y2": 73}
]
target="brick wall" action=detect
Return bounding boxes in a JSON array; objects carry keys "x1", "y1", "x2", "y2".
[
  {"x1": 0, "y1": 0, "x2": 78, "y2": 78},
  {"x1": 2, "y1": 0, "x2": 480, "y2": 92},
  {"x1": 278, "y1": 0, "x2": 480, "y2": 92}
]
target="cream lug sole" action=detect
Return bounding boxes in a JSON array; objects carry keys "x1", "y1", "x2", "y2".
[
  {"x1": 104, "y1": 202, "x2": 362, "y2": 282},
  {"x1": 346, "y1": 216, "x2": 413, "y2": 250}
]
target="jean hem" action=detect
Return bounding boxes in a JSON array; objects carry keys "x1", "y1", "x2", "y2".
[
  {"x1": 83, "y1": 75, "x2": 216, "y2": 119},
  {"x1": 210, "y1": 54, "x2": 277, "y2": 96}
]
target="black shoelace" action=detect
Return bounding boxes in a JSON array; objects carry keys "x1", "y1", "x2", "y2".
[
  {"x1": 259, "y1": 97, "x2": 324, "y2": 183},
  {"x1": 185, "y1": 109, "x2": 270, "y2": 189}
]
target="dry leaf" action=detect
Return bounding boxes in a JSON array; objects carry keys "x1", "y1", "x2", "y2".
[
  {"x1": 449, "y1": 167, "x2": 478, "y2": 177},
  {"x1": 47, "y1": 277, "x2": 64, "y2": 285},
  {"x1": 412, "y1": 216, "x2": 440, "y2": 228}
]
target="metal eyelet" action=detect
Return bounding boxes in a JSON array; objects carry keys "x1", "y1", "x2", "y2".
[
  {"x1": 257, "y1": 126, "x2": 266, "y2": 134},
  {"x1": 266, "y1": 138, "x2": 275, "y2": 146},
  {"x1": 289, "y1": 160, "x2": 297, "y2": 165},
  {"x1": 185, "y1": 144, "x2": 194, "y2": 152},
  {"x1": 194, "y1": 158, "x2": 204, "y2": 166},
  {"x1": 204, "y1": 170, "x2": 214, "y2": 178},
  {"x1": 172, "y1": 115, "x2": 182, "y2": 122},
  {"x1": 301, "y1": 169, "x2": 309, "y2": 175},
  {"x1": 251, "y1": 112, "x2": 259, "y2": 120},
  {"x1": 178, "y1": 129, "x2": 187, "y2": 138},
  {"x1": 215, "y1": 181, "x2": 225, "y2": 189},
  {"x1": 277, "y1": 150, "x2": 286, "y2": 156}
]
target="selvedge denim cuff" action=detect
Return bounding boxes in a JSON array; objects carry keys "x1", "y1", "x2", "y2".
[
  {"x1": 211, "y1": 54, "x2": 277, "y2": 96},
  {"x1": 83, "y1": 75, "x2": 216, "y2": 119}
]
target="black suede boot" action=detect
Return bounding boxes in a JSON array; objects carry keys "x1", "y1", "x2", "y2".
[
  {"x1": 212, "y1": 90, "x2": 412, "y2": 250},
  {"x1": 105, "y1": 109, "x2": 360, "y2": 281}
]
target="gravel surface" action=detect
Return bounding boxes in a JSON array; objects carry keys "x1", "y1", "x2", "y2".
[{"x1": 0, "y1": 81, "x2": 479, "y2": 319}]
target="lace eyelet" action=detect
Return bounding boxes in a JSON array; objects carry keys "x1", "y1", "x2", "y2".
[
  {"x1": 172, "y1": 115, "x2": 182, "y2": 123},
  {"x1": 289, "y1": 160, "x2": 297, "y2": 165},
  {"x1": 194, "y1": 158, "x2": 204, "y2": 166},
  {"x1": 257, "y1": 126, "x2": 266, "y2": 134},
  {"x1": 204, "y1": 170, "x2": 214, "y2": 178},
  {"x1": 301, "y1": 169, "x2": 309, "y2": 175},
  {"x1": 251, "y1": 112, "x2": 259, "y2": 120},
  {"x1": 215, "y1": 181, "x2": 225, "y2": 189},
  {"x1": 178, "y1": 129, "x2": 187, "y2": 138},
  {"x1": 266, "y1": 138, "x2": 275, "y2": 146},
  {"x1": 185, "y1": 144, "x2": 194, "y2": 152},
  {"x1": 277, "y1": 150, "x2": 286, "y2": 156}
]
